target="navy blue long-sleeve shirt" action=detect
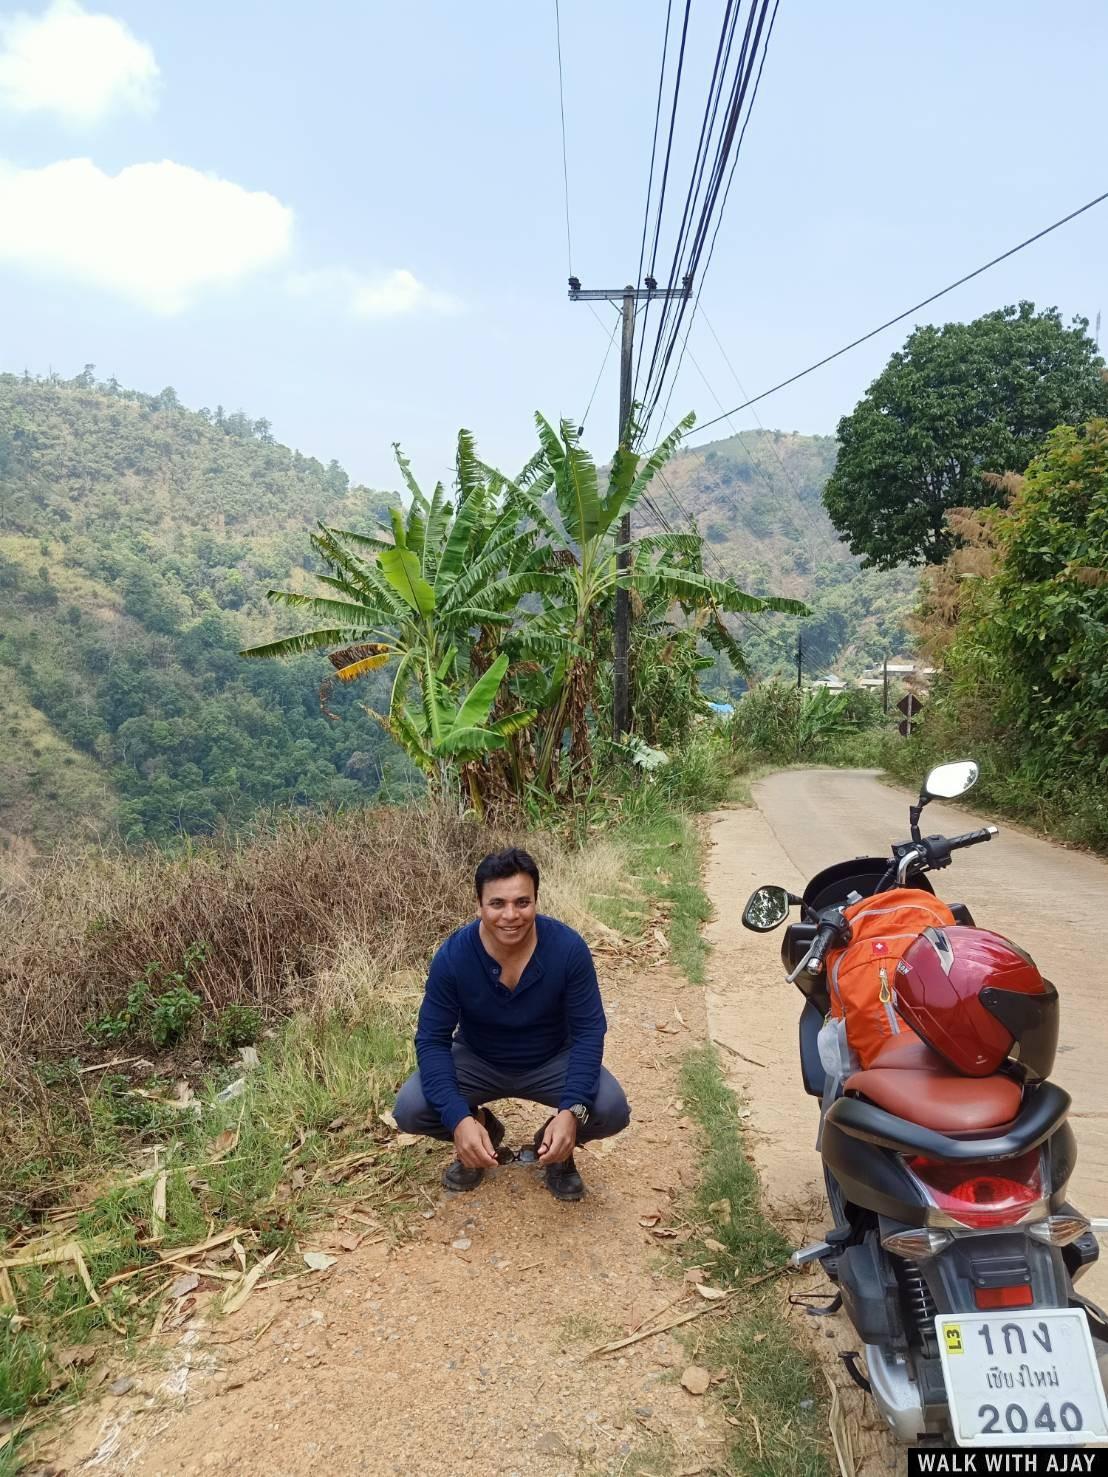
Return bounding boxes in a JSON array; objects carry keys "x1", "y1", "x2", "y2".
[{"x1": 413, "y1": 915, "x2": 607, "y2": 1133}]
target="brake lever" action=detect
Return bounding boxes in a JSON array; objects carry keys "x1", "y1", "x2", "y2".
[
  {"x1": 787, "y1": 946, "x2": 816, "y2": 984},
  {"x1": 896, "y1": 847, "x2": 926, "y2": 886}
]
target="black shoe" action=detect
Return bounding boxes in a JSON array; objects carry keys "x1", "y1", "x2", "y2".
[
  {"x1": 533, "y1": 1118, "x2": 586, "y2": 1201},
  {"x1": 441, "y1": 1107, "x2": 505, "y2": 1192},
  {"x1": 544, "y1": 1154, "x2": 585, "y2": 1201}
]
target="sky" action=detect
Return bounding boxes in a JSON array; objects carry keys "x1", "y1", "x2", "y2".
[{"x1": 0, "y1": 0, "x2": 1105, "y2": 494}]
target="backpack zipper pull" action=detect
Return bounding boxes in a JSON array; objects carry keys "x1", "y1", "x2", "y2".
[{"x1": 878, "y1": 964, "x2": 891, "y2": 1003}]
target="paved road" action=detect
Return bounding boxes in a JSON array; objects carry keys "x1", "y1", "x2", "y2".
[{"x1": 706, "y1": 767, "x2": 1108, "y2": 1310}]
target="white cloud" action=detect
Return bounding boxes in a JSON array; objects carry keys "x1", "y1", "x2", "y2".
[
  {"x1": 0, "y1": 157, "x2": 294, "y2": 313},
  {"x1": 288, "y1": 265, "x2": 461, "y2": 319},
  {"x1": 0, "y1": 0, "x2": 158, "y2": 124}
]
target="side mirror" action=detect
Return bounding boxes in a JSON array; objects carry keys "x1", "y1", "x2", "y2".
[
  {"x1": 924, "y1": 760, "x2": 979, "y2": 800},
  {"x1": 742, "y1": 885, "x2": 792, "y2": 932}
]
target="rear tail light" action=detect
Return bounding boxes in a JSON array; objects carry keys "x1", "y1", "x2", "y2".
[
  {"x1": 905, "y1": 1149, "x2": 1045, "y2": 1228},
  {"x1": 973, "y1": 1284, "x2": 1033, "y2": 1309},
  {"x1": 1028, "y1": 1214, "x2": 1091, "y2": 1247},
  {"x1": 881, "y1": 1228, "x2": 952, "y2": 1259}
]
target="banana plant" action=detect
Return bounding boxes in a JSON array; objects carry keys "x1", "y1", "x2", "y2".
[
  {"x1": 519, "y1": 414, "x2": 808, "y2": 785},
  {"x1": 373, "y1": 652, "x2": 535, "y2": 816},
  {"x1": 240, "y1": 431, "x2": 558, "y2": 758}
]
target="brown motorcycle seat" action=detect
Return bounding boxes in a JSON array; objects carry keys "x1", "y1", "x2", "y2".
[
  {"x1": 866, "y1": 1033, "x2": 946, "y2": 1072},
  {"x1": 844, "y1": 1055, "x2": 1023, "y2": 1133}
]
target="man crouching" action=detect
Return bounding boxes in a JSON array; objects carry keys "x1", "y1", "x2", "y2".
[{"x1": 393, "y1": 847, "x2": 630, "y2": 1201}]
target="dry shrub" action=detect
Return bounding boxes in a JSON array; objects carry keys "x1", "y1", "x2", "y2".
[
  {"x1": 527, "y1": 832, "x2": 627, "y2": 939},
  {"x1": 912, "y1": 492, "x2": 1014, "y2": 665},
  {"x1": 0, "y1": 807, "x2": 488, "y2": 1069},
  {"x1": 0, "y1": 805, "x2": 621, "y2": 1084}
]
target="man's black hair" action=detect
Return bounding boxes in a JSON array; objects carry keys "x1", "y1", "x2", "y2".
[{"x1": 475, "y1": 847, "x2": 540, "y2": 901}]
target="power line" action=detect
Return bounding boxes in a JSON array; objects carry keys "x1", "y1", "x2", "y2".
[
  {"x1": 645, "y1": 0, "x2": 781, "y2": 439},
  {"x1": 634, "y1": 0, "x2": 694, "y2": 401},
  {"x1": 553, "y1": 0, "x2": 574, "y2": 275},
  {"x1": 637, "y1": 0, "x2": 779, "y2": 436},
  {"x1": 685, "y1": 336, "x2": 837, "y2": 562},
  {"x1": 642, "y1": 0, "x2": 777, "y2": 436},
  {"x1": 700, "y1": 308, "x2": 835, "y2": 554},
  {"x1": 579, "y1": 303, "x2": 621, "y2": 433},
  {"x1": 633, "y1": 463, "x2": 779, "y2": 663},
  {"x1": 691, "y1": 185, "x2": 1108, "y2": 439},
  {"x1": 638, "y1": 0, "x2": 785, "y2": 443},
  {"x1": 636, "y1": 0, "x2": 743, "y2": 412},
  {"x1": 635, "y1": 0, "x2": 676, "y2": 295},
  {"x1": 650, "y1": 468, "x2": 778, "y2": 644}
]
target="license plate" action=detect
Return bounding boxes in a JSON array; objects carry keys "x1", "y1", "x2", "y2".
[{"x1": 936, "y1": 1309, "x2": 1108, "y2": 1447}]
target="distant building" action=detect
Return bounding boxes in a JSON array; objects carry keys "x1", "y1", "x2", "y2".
[
  {"x1": 857, "y1": 659, "x2": 936, "y2": 691},
  {"x1": 811, "y1": 673, "x2": 847, "y2": 690}
]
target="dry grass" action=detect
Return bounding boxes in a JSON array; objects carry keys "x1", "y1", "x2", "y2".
[
  {"x1": 0, "y1": 805, "x2": 627, "y2": 1107},
  {"x1": 0, "y1": 807, "x2": 478, "y2": 1072}
]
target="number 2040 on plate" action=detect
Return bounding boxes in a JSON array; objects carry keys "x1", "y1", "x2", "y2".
[{"x1": 936, "y1": 1309, "x2": 1108, "y2": 1447}]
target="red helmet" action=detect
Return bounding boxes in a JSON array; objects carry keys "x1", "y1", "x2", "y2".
[{"x1": 895, "y1": 927, "x2": 1058, "y2": 1079}]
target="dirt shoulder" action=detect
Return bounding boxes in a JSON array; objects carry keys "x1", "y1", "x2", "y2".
[{"x1": 44, "y1": 958, "x2": 730, "y2": 1477}]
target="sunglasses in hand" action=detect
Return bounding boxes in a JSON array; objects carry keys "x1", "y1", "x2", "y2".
[{"x1": 494, "y1": 1144, "x2": 541, "y2": 1166}]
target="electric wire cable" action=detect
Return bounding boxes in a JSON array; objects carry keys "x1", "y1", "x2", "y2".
[
  {"x1": 635, "y1": 0, "x2": 676, "y2": 296},
  {"x1": 685, "y1": 338, "x2": 837, "y2": 560},
  {"x1": 691, "y1": 185, "x2": 1108, "y2": 440},
  {"x1": 633, "y1": 0, "x2": 695, "y2": 399},
  {"x1": 637, "y1": 0, "x2": 773, "y2": 437},
  {"x1": 579, "y1": 303, "x2": 621, "y2": 433},
  {"x1": 639, "y1": 0, "x2": 759, "y2": 412},
  {"x1": 644, "y1": 0, "x2": 781, "y2": 438},
  {"x1": 639, "y1": 0, "x2": 778, "y2": 440},
  {"x1": 699, "y1": 308, "x2": 838, "y2": 558},
  {"x1": 553, "y1": 0, "x2": 574, "y2": 275},
  {"x1": 636, "y1": 0, "x2": 741, "y2": 409},
  {"x1": 638, "y1": 473, "x2": 777, "y2": 653}
]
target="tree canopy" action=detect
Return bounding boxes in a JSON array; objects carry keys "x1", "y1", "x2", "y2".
[
  {"x1": 823, "y1": 302, "x2": 1108, "y2": 569},
  {"x1": 902, "y1": 418, "x2": 1108, "y2": 850}
]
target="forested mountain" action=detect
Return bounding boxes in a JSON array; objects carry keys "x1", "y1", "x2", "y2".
[
  {"x1": 0, "y1": 371, "x2": 408, "y2": 851},
  {"x1": 661, "y1": 429, "x2": 916, "y2": 687},
  {"x1": 0, "y1": 373, "x2": 913, "y2": 851}
]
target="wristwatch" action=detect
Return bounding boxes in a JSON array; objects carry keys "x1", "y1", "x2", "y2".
[{"x1": 566, "y1": 1103, "x2": 591, "y2": 1127}]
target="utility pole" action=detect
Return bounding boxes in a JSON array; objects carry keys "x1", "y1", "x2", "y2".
[
  {"x1": 796, "y1": 632, "x2": 803, "y2": 690},
  {"x1": 882, "y1": 652, "x2": 889, "y2": 715},
  {"x1": 569, "y1": 275, "x2": 691, "y2": 740}
]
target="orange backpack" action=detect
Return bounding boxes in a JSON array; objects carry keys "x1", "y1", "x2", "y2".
[{"x1": 826, "y1": 887, "x2": 956, "y2": 1068}]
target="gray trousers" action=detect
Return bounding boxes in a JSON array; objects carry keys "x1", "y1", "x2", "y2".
[{"x1": 393, "y1": 1039, "x2": 631, "y2": 1143}]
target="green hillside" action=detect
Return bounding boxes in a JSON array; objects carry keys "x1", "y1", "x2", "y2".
[
  {"x1": 0, "y1": 374, "x2": 916, "y2": 850},
  {"x1": 662, "y1": 429, "x2": 917, "y2": 685},
  {"x1": 0, "y1": 371, "x2": 410, "y2": 851}
]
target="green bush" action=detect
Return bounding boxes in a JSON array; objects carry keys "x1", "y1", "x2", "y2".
[
  {"x1": 728, "y1": 681, "x2": 882, "y2": 765},
  {"x1": 89, "y1": 943, "x2": 207, "y2": 1049},
  {"x1": 212, "y1": 1003, "x2": 263, "y2": 1053},
  {"x1": 894, "y1": 421, "x2": 1108, "y2": 852},
  {"x1": 149, "y1": 983, "x2": 202, "y2": 1048}
]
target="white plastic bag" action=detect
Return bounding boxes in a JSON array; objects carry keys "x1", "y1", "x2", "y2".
[{"x1": 817, "y1": 1014, "x2": 858, "y2": 1081}]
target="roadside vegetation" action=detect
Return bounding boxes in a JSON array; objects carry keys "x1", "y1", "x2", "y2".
[
  {"x1": 885, "y1": 421, "x2": 1108, "y2": 853},
  {"x1": 679, "y1": 1048, "x2": 829, "y2": 1477}
]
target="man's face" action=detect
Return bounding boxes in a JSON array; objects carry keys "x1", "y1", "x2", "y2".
[{"x1": 477, "y1": 872, "x2": 537, "y2": 947}]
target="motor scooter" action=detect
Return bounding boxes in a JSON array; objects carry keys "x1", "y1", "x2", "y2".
[{"x1": 742, "y1": 760, "x2": 1108, "y2": 1449}]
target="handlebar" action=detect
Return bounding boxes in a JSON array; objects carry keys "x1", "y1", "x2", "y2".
[
  {"x1": 805, "y1": 920, "x2": 841, "y2": 976},
  {"x1": 948, "y1": 825, "x2": 999, "y2": 851},
  {"x1": 785, "y1": 913, "x2": 849, "y2": 981},
  {"x1": 895, "y1": 825, "x2": 999, "y2": 884}
]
